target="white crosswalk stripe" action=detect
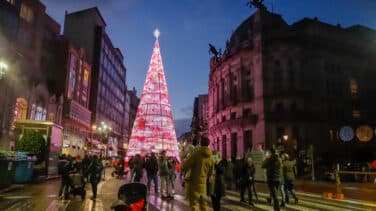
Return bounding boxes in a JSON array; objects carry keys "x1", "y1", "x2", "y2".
[{"x1": 146, "y1": 189, "x2": 376, "y2": 211}]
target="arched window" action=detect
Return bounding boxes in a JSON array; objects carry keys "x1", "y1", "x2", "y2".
[
  {"x1": 42, "y1": 109, "x2": 47, "y2": 120},
  {"x1": 35, "y1": 106, "x2": 43, "y2": 120},
  {"x1": 30, "y1": 104, "x2": 36, "y2": 119},
  {"x1": 11, "y1": 98, "x2": 28, "y2": 130},
  {"x1": 273, "y1": 60, "x2": 282, "y2": 92}
]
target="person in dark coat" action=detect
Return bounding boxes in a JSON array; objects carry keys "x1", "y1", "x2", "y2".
[
  {"x1": 88, "y1": 155, "x2": 103, "y2": 200},
  {"x1": 81, "y1": 155, "x2": 91, "y2": 180},
  {"x1": 58, "y1": 154, "x2": 69, "y2": 199},
  {"x1": 262, "y1": 147, "x2": 282, "y2": 211},
  {"x1": 240, "y1": 156, "x2": 256, "y2": 207},
  {"x1": 132, "y1": 154, "x2": 144, "y2": 182},
  {"x1": 210, "y1": 151, "x2": 226, "y2": 211},
  {"x1": 282, "y1": 153, "x2": 298, "y2": 204},
  {"x1": 234, "y1": 157, "x2": 243, "y2": 191},
  {"x1": 144, "y1": 152, "x2": 159, "y2": 193}
]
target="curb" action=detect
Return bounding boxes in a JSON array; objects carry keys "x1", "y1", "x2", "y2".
[{"x1": 0, "y1": 184, "x2": 25, "y2": 194}]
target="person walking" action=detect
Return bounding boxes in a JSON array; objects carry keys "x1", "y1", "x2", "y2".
[
  {"x1": 240, "y1": 156, "x2": 256, "y2": 207},
  {"x1": 81, "y1": 155, "x2": 91, "y2": 181},
  {"x1": 262, "y1": 147, "x2": 282, "y2": 211},
  {"x1": 58, "y1": 154, "x2": 69, "y2": 199},
  {"x1": 101, "y1": 156, "x2": 107, "y2": 180},
  {"x1": 132, "y1": 154, "x2": 144, "y2": 182},
  {"x1": 167, "y1": 156, "x2": 176, "y2": 198},
  {"x1": 210, "y1": 151, "x2": 226, "y2": 211},
  {"x1": 224, "y1": 157, "x2": 234, "y2": 190},
  {"x1": 144, "y1": 152, "x2": 159, "y2": 193},
  {"x1": 159, "y1": 150, "x2": 171, "y2": 199},
  {"x1": 88, "y1": 155, "x2": 103, "y2": 200},
  {"x1": 182, "y1": 136, "x2": 215, "y2": 211},
  {"x1": 282, "y1": 153, "x2": 299, "y2": 204},
  {"x1": 279, "y1": 153, "x2": 287, "y2": 208}
]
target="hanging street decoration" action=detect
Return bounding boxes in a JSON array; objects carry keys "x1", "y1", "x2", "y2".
[
  {"x1": 339, "y1": 126, "x2": 354, "y2": 142},
  {"x1": 355, "y1": 125, "x2": 373, "y2": 142},
  {"x1": 126, "y1": 29, "x2": 180, "y2": 161}
]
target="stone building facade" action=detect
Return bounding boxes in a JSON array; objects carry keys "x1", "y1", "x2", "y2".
[
  {"x1": 0, "y1": 0, "x2": 63, "y2": 149},
  {"x1": 191, "y1": 94, "x2": 209, "y2": 139},
  {"x1": 55, "y1": 36, "x2": 92, "y2": 157},
  {"x1": 208, "y1": 10, "x2": 376, "y2": 161}
]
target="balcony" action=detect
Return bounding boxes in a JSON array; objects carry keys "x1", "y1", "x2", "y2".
[
  {"x1": 210, "y1": 115, "x2": 258, "y2": 131},
  {"x1": 63, "y1": 99, "x2": 91, "y2": 128}
]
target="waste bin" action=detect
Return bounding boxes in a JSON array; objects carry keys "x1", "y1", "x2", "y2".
[
  {"x1": 14, "y1": 160, "x2": 35, "y2": 183},
  {"x1": 0, "y1": 159, "x2": 16, "y2": 188}
]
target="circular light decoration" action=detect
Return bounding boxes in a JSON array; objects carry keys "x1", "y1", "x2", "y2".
[
  {"x1": 356, "y1": 125, "x2": 373, "y2": 142},
  {"x1": 339, "y1": 126, "x2": 354, "y2": 142}
]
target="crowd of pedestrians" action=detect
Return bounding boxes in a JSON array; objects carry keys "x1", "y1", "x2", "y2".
[
  {"x1": 57, "y1": 154, "x2": 104, "y2": 200},
  {"x1": 57, "y1": 137, "x2": 299, "y2": 211}
]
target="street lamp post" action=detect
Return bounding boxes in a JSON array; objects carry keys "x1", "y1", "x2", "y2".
[{"x1": 93, "y1": 121, "x2": 112, "y2": 158}]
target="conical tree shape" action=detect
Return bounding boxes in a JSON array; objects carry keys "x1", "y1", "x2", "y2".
[{"x1": 127, "y1": 32, "x2": 179, "y2": 160}]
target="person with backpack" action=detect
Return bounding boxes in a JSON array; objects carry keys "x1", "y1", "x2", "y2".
[
  {"x1": 144, "y1": 152, "x2": 159, "y2": 193},
  {"x1": 88, "y1": 155, "x2": 103, "y2": 200}
]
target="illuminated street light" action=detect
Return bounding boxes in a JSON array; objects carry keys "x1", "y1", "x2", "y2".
[
  {"x1": 283, "y1": 135, "x2": 288, "y2": 141},
  {"x1": 0, "y1": 60, "x2": 8, "y2": 79}
]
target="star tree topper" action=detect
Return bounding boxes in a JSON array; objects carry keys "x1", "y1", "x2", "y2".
[{"x1": 154, "y1": 28, "x2": 160, "y2": 39}]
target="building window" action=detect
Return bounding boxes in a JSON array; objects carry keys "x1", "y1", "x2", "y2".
[
  {"x1": 230, "y1": 112, "x2": 236, "y2": 120},
  {"x1": 275, "y1": 103, "x2": 284, "y2": 112},
  {"x1": 352, "y1": 110, "x2": 360, "y2": 119},
  {"x1": 273, "y1": 60, "x2": 282, "y2": 92},
  {"x1": 48, "y1": 113, "x2": 55, "y2": 122},
  {"x1": 349, "y1": 79, "x2": 358, "y2": 96},
  {"x1": 30, "y1": 104, "x2": 36, "y2": 119},
  {"x1": 288, "y1": 67, "x2": 295, "y2": 90},
  {"x1": 221, "y1": 115, "x2": 226, "y2": 122},
  {"x1": 243, "y1": 130, "x2": 252, "y2": 151},
  {"x1": 20, "y1": 4, "x2": 34, "y2": 23},
  {"x1": 68, "y1": 54, "x2": 77, "y2": 99},
  {"x1": 243, "y1": 108, "x2": 251, "y2": 117},
  {"x1": 6, "y1": 0, "x2": 15, "y2": 5},
  {"x1": 276, "y1": 127, "x2": 285, "y2": 141},
  {"x1": 222, "y1": 135, "x2": 227, "y2": 159},
  {"x1": 290, "y1": 102, "x2": 298, "y2": 112},
  {"x1": 231, "y1": 133, "x2": 237, "y2": 158}
]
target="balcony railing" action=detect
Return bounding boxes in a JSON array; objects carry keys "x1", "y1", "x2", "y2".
[{"x1": 210, "y1": 115, "x2": 258, "y2": 131}]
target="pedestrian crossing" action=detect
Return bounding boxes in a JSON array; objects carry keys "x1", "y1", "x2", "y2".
[{"x1": 147, "y1": 189, "x2": 376, "y2": 211}]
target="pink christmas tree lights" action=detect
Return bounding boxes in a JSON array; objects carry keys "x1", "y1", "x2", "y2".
[{"x1": 126, "y1": 29, "x2": 180, "y2": 160}]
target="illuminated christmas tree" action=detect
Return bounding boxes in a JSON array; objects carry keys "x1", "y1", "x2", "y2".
[{"x1": 126, "y1": 29, "x2": 180, "y2": 160}]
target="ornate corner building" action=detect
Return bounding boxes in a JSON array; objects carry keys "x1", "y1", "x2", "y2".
[{"x1": 208, "y1": 10, "x2": 376, "y2": 161}]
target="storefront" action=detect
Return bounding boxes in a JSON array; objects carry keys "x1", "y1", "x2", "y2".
[{"x1": 14, "y1": 119, "x2": 63, "y2": 177}]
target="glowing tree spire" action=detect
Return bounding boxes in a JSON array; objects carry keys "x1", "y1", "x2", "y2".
[{"x1": 126, "y1": 29, "x2": 180, "y2": 160}]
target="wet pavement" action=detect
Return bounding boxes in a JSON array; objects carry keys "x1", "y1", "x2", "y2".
[{"x1": 0, "y1": 168, "x2": 376, "y2": 211}]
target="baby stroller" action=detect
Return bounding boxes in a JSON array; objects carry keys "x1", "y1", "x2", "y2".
[
  {"x1": 111, "y1": 183, "x2": 148, "y2": 211},
  {"x1": 67, "y1": 173, "x2": 86, "y2": 200}
]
